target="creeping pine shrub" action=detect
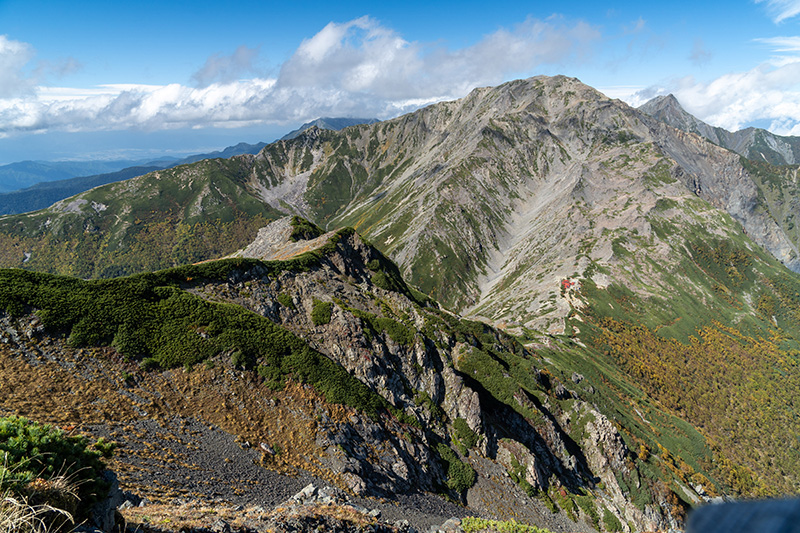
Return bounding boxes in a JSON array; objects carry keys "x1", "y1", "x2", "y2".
[
  {"x1": 276, "y1": 293, "x2": 295, "y2": 310},
  {"x1": 0, "y1": 416, "x2": 112, "y2": 524},
  {"x1": 602, "y1": 508, "x2": 623, "y2": 533},
  {"x1": 436, "y1": 443, "x2": 477, "y2": 494},
  {"x1": 311, "y1": 299, "x2": 333, "y2": 325},
  {"x1": 288, "y1": 216, "x2": 324, "y2": 242},
  {"x1": 452, "y1": 418, "x2": 479, "y2": 450},
  {"x1": 575, "y1": 494, "x2": 600, "y2": 530}
]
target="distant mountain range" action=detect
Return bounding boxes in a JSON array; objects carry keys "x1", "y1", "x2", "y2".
[
  {"x1": 0, "y1": 158, "x2": 169, "y2": 193},
  {"x1": 0, "y1": 143, "x2": 264, "y2": 216},
  {"x1": 0, "y1": 119, "x2": 377, "y2": 216},
  {"x1": 279, "y1": 117, "x2": 379, "y2": 141}
]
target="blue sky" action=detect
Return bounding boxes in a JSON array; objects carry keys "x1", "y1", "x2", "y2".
[{"x1": 1, "y1": 0, "x2": 800, "y2": 164}]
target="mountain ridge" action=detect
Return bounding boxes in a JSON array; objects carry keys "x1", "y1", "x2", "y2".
[
  {"x1": 280, "y1": 117, "x2": 380, "y2": 141},
  {"x1": 2, "y1": 76, "x2": 800, "y2": 528},
  {"x1": 638, "y1": 93, "x2": 800, "y2": 165},
  {"x1": 0, "y1": 216, "x2": 683, "y2": 532}
]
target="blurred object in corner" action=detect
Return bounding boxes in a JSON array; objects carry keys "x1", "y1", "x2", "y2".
[{"x1": 687, "y1": 498, "x2": 800, "y2": 533}]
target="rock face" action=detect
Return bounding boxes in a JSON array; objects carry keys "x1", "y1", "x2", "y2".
[{"x1": 186, "y1": 219, "x2": 686, "y2": 531}]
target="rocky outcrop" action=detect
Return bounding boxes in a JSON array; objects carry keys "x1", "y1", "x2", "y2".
[
  {"x1": 496, "y1": 440, "x2": 546, "y2": 492},
  {"x1": 204, "y1": 218, "x2": 680, "y2": 532}
]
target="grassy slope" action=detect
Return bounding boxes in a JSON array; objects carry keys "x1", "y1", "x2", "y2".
[
  {"x1": 0, "y1": 231, "x2": 386, "y2": 417},
  {"x1": 0, "y1": 158, "x2": 284, "y2": 278},
  {"x1": 542, "y1": 201, "x2": 800, "y2": 497}
]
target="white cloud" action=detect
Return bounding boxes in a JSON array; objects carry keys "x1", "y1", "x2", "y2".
[
  {"x1": 191, "y1": 45, "x2": 261, "y2": 87},
  {"x1": 689, "y1": 38, "x2": 712, "y2": 66},
  {"x1": 756, "y1": 0, "x2": 800, "y2": 23},
  {"x1": 0, "y1": 16, "x2": 601, "y2": 136},
  {"x1": 0, "y1": 35, "x2": 82, "y2": 100},
  {"x1": 278, "y1": 15, "x2": 600, "y2": 100},
  {"x1": 757, "y1": 35, "x2": 800, "y2": 52},
  {"x1": 0, "y1": 35, "x2": 35, "y2": 98}
]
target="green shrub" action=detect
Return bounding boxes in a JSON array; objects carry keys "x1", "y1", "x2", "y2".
[
  {"x1": 453, "y1": 418, "x2": 479, "y2": 450},
  {"x1": 507, "y1": 455, "x2": 538, "y2": 499},
  {"x1": 437, "y1": 443, "x2": 477, "y2": 494},
  {"x1": 372, "y1": 270, "x2": 404, "y2": 292},
  {"x1": 288, "y1": 216, "x2": 323, "y2": 242},
  {"x1": 376, "y1": 316, "x2": 414, "y2": 345},
  {"x1": 277, "y1": 293, "x2": 295, "y2": 310},
  {"x1": 231, "y1": 350, "x2": 248, "y2": 368},
  {"x1": 363, "y1": 253, "x2": 409, "y2": 295},
  {"x1": 461, "y1": 516, "x2": 554, "y2": 533},
  {"x1": 257, "y1": 364, "x2": 284, "y2": 390},
  {"x1": 311, "y1": 299, "x2": 333, "y2": 325},
  {"x1": 602, "y1": 508, "x2": 623, "y2": 533},
  {"x1": 551, "y1": 488, "x2": 577, "y2": 521},
  {"x1": 575, "y1": 494, "x2": 600, "y2": 529},
  {"x1": 414, "y1": 391, "x2": 445, "y2": 421},
  {"x1": 0, "y1": 416, "x2": 110, "y2": 517}
]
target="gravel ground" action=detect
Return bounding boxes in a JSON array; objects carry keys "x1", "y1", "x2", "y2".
[{"x1": 86, "y1": 416, "x2": 468, "y2": 531}]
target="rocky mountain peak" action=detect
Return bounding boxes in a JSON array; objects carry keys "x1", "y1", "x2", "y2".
[
  {"x1": 640, "y1": 92, "x2": 800, "y2": 166},
  {"x1": 638, "y1": 93, "x2": 709, "y2": 136},
  {"x1": 638, "y1": 93, "x2": 681, "y2": 113}
]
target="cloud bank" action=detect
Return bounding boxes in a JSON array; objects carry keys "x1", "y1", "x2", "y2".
[
  {"x1": 0, "y1": 16, "x2": 600, "y2": 136},
  {"x1": 627, "y1": 35, "x2": 800, "y2": 135}
]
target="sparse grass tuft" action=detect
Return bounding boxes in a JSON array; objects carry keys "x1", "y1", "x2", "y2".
[
  {"x1": 0, "y1": 488, "x2": 74, "y2": 533},
  {"x1": 461, "y1": 516, "x2": 555, "y2": 533}
]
